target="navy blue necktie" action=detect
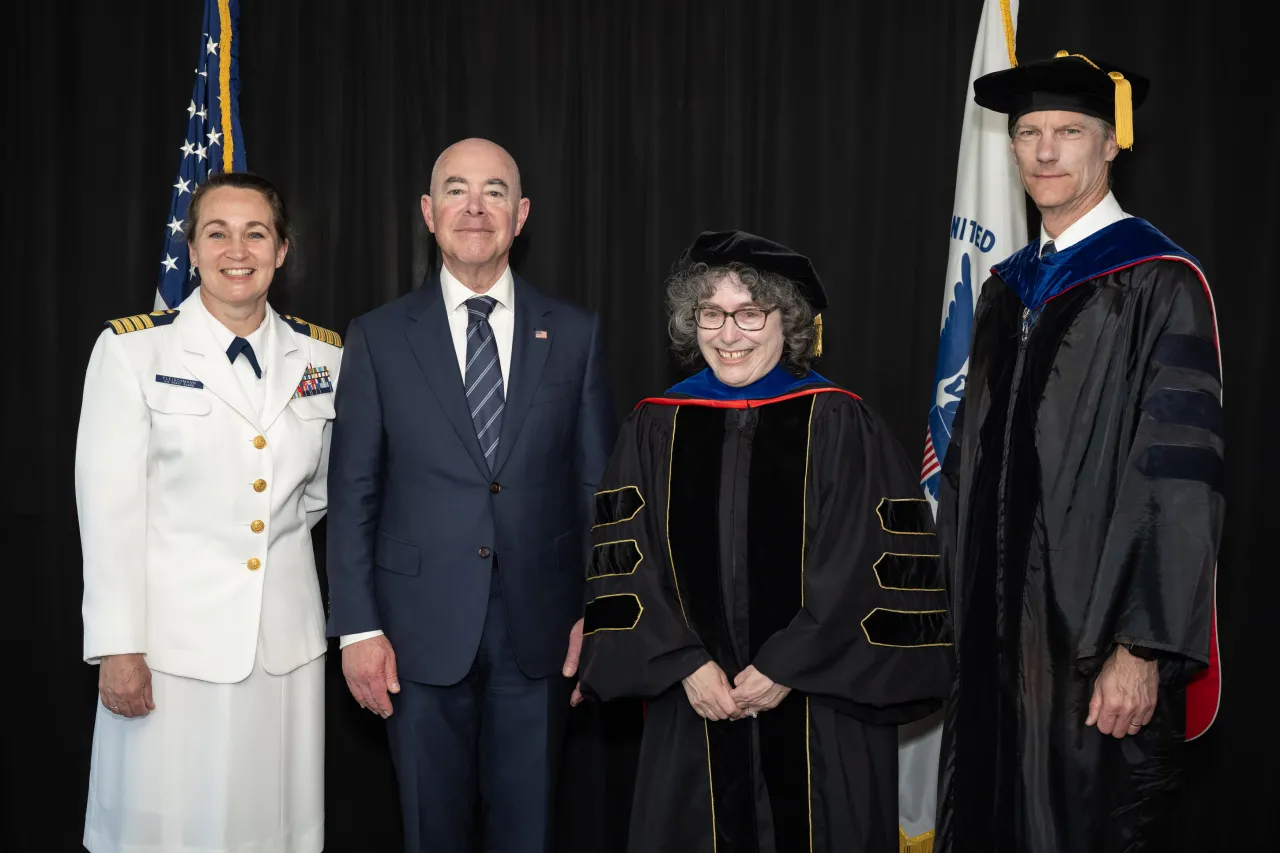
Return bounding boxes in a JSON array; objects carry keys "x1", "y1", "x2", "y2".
[
  {"x1": 464, "y1": 296, "x2": 504, "y2": 468},
  {"x1": 227, "y1": 336, "x2": 262, "y2": 378},
  {"x1": 1041, "y1": 240, "x2": 1057, "y2": 258}
]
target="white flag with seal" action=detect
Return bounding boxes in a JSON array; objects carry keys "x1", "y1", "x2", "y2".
[{"x1": 899, "y1": 1, "x2": 1026, "y2": 850}]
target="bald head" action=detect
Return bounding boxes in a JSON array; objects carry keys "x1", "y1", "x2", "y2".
[
  {"x1": 421, "y1": 137, "x2": 531, "y2": 290},
  {"x1": 430, "y1": 138, "x2": 523, "y2": 199}
]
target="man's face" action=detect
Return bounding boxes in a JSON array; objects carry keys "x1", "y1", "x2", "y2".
[
  {"x1": 1010, "y1": 110, "x2": 1118, "y2": 216},
  {"x1": 422, "y1": 139, "x2": 530, "y2": 273}
]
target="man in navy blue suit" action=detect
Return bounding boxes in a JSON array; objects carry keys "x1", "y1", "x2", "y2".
[{"x1": 326, "y1": 137, "x2": 617, "y2": 852}]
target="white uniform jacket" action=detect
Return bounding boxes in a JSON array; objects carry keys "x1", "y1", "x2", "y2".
[{"x1": 75, "y1": 290, "x2": 344, "y2": 683}]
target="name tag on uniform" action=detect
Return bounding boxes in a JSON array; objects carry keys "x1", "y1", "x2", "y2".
[
  {"x1": 155, "y1": 374, "x2": 204, "y2": 389},
  {"x1": 292, "y1": 364, "x2": 333, "y2": 398}
]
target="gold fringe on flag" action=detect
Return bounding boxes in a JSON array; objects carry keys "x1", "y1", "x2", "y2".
[
  {"x1": 218, "y1": 0, "x2": 235, "y2": 171},
  {"x1": 900, "y1": 827, "x2": 935, "y2": 853},
  {"x1": 1000, "y1": 0, "x2": 1017, "y2": 67}
]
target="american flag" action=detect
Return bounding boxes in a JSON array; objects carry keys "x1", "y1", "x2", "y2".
[
  {"x1": 155, "y1": 0, "x2": 246, "y2": 310},
  {"x1": 900, "y1": 4, "x2": 1026, "y2": 852}
]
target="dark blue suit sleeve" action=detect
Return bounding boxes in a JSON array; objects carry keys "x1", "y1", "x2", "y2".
[{"x1": 326, "y1": 317, "x2": 386, "y2": 636}]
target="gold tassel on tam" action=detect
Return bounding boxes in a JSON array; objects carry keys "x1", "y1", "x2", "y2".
[
  {"x1": 813, "y1": 314, "x2": 824, "y2": 357},
  {"x1": 1108, "y1": 71, "x2": 1134, "y2": 149},
  {"x1": 1054, "y1": 50, "x2": 1135, "y2": 149}
]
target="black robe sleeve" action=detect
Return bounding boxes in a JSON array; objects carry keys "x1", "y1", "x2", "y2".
[
  {"x1": 936, "y1": 397, "x2": 965, "y2": 619},
  {"x1": 578, "y1": 404, "x2": 712, "y2": 701},
  {"x1": 1079, "y1": 261, "x2": 1224, "y2": 673},
  {"x1": 751, "y1": 394, "x2": 956, "y2": 725}
]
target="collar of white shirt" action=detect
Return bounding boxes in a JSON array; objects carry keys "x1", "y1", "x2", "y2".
[
  {"x1": 193, "y1": 288, "x2": 272, "y2": 373},
  {"x1": 440, "y1": 263, "x2": 515, "y2": 316},
  {"x1": 1040, "y1": 191, "x2": 1132, "y2": 254}
]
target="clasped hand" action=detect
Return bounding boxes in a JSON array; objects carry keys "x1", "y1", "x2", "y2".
[{"x1": 681, "y1": 661, "x2": 791, "y2": 721}]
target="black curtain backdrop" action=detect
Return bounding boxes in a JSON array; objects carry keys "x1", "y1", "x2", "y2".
[{"x1": 8, "y1": 1, "x2": 1275, "y2": 850}]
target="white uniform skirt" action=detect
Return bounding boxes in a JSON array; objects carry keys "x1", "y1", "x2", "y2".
[{"x1": 83, "y1": 652, "x2": 324, "y2": 853}]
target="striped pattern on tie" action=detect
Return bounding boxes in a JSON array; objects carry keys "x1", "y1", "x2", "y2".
[{"x1": 464, "y1": 295, "x2": 504, "y2": 468}]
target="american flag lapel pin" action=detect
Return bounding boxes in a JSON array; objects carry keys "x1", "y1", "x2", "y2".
[{"x1": 534, "y1": 329, "x2": 548, "y2": 339}]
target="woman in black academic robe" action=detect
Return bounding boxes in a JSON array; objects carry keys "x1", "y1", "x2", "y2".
[{"x1": 577, "y1": 231, "x2": 955, "y2": 853}]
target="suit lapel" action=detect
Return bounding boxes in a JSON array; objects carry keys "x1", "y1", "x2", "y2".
[
  {"x1": 176, "y1": 297, "x2": 262, "y2": 429},
  {"x1": 405, "y1": 275, "x2": 491, "y2": 475},
  {"x1": 260, "y1": 310, "x2": 310, "y2": 430},
  {"x1": 492, "y1": 275, "x2": 551, "y2": 475}
]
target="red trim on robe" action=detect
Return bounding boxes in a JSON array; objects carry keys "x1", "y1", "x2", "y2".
[
  {"x1": 636, "y1": 387, "x2": 863, "y2": 410},
  {"x1": 994, "y1": 253, "x2": 1223, "y2": 740}
]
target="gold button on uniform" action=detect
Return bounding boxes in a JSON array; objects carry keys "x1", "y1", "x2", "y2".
[
  {"x1": 247, "y1": 558, "x2": 262, "y2": 571},
  {"x1": 253, "y1": 479, "x2": 267, "y2": 492},
  {"x1": 250, "y1": 520, "x2": 265, "y2": 533},
  {"x1": 253, "y1": 435, "x2": 267, "y2": 449}
]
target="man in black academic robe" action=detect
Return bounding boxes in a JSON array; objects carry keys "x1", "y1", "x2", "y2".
[{"x1": 934, "y1": 53, "x2": 1225, "y2": 853}]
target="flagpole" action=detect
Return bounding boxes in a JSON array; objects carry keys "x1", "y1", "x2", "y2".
[{"x1": 899, "y1": 2, "x2": 1026, "y2": 850}]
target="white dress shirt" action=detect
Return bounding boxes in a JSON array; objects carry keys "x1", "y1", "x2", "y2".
[
  {"x1": 442, "y1": 262, "x2": 515, "y2": 390},
  {"x1": 1040, "y1": 191, "x2": 1131, "y2": 254},
  {"x1": 340, "y1": 263, "x2": 516, "y2": 649},
  {"x1": 197, "y1": 294, "x2": 272, "y2": 416}
]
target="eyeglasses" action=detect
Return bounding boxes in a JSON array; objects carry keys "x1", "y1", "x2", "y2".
[{"x1": 694, "y1": 306, "x2": 774, "y2": 331}]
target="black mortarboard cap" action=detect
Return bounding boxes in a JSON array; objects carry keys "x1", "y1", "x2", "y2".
[
  {"x1": 674, "y1": 230, "x2": 828, "y2": 313},
  {"x1": 974, "y1": 50, "x2": 1149, "y2": 149},
  {"x1": 674, "y1": 230, "x2": 828, "y2": 356}
]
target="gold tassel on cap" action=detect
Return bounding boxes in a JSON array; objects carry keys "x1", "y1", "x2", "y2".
[
  {"x1": 1108, "y1": 71, "x2": 1134, "y2": 149},
  {"x1": 813, "y1": 314, "x2": 824, "y2": 357},
  {"x1": 1055, "y1": 51, "x2": 1135, "y2": 150}
]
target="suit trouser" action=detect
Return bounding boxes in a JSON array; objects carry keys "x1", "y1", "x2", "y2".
[{"x1": 386, "y1": 562, "x2": 569, "y2": 853}]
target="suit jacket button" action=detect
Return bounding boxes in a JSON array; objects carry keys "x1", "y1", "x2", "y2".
[
  {"x1": 250, "y1": 520, "x2": 265, "y2": 533},
  {"x1": 253, "y1": 435, "x2": 267, "y2": 449},
  {"x1": 253, "y1": 479, "x2": 267, "y2": 492},
  {"x1": 479, "y1": 547, "x2": 491, "y2": 558},
  {"x1": 247, "y1": 558, "x2": 262, "y2": 571},
  {"x1": 490, "y1": 482, "x2": 501, "y2": 494}
]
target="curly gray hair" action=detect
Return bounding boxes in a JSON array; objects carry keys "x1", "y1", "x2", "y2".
[{"x1": 666, "y1": 261, "x2": 817, "y2": 374}]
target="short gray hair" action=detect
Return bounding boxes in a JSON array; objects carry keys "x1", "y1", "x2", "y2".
[{"x1": 666, "y1": 262, "x2": 817, "y2": 374}]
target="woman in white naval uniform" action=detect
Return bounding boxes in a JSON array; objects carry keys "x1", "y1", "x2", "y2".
[{"x1": 75, "y1": 172, "x2": 343, "y2": 853}]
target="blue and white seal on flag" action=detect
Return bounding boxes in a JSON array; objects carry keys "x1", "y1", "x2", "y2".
[{"x1": 922, "y1": 253, "x2": 975, "y2": 500}]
